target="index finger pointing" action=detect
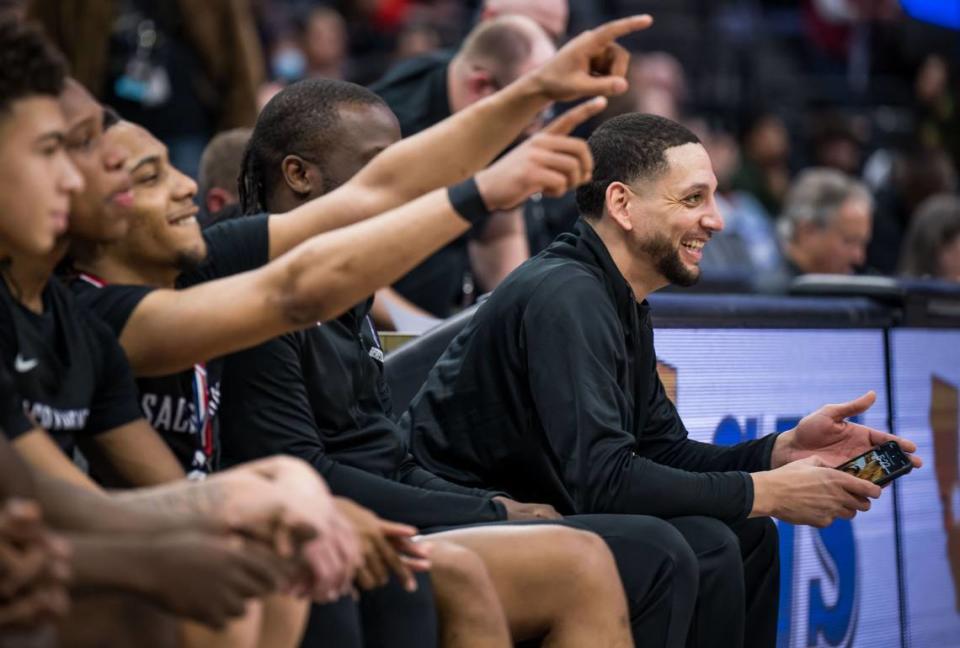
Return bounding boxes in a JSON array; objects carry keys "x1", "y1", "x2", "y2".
[
  {"x1": 587, "y1": 14, "x2": 654, "y2": 45},
  {"x1": 544, "y1": 97, "x2": 607, "y2": 136}
]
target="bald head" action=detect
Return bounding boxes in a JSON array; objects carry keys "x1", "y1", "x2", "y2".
[
  {"x1": 198, "y1": 128, "x2": 251, "y2": 216},
  {"x1": 481, "y1": 0, "x2": 568, "y2": 41},
  {"x1": 450, "y1": 15, "x2": 556, "y2": 113}
]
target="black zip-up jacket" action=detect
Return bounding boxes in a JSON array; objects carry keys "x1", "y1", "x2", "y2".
[
  {"x1": 219, "y1": 299, "x2": 507, "y2": 529},
  {"x1": 402, "y1": 219, "x2": 777, "y2": 522}
]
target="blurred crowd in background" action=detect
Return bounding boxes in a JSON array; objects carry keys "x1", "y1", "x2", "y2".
[{"x1": 12, "y1": 0, "x2": 960, "y2": 306}]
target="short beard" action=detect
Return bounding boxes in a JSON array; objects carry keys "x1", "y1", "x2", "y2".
[
  {"x1": 174, "y1": 245, "x2": 208, "y2": 275},
  {"x1": 635, "y1": 232, "x2": 700, "y2": 287}
]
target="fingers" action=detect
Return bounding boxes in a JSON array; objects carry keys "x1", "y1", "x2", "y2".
[
  {"x1": 825, "y1": 390, "x2": 877, "y2": 420},
  {"x1": 354, "y1": 564, "x2": 377, "y2": 591},
  {"x1": 864, "y1": 428, "x2": 919, "y2": 457},
  {"x1": 606, "y1": 43, "x2": 630, "y2": 84},
  {"x1": 834, "y1": 470, "x2": 882, "y2": 499},
  {"x1": 538, "y1": 506, "x2": 562, "y2": 520},
  {"x1": 391, "y1": 537, "x2": 432, "y2": 562},
  {"x1": 839, "y1": 490, "x2": 872, "y2": 513},
  {"x1": 543, "y1": 97, "x2": 607, "y2": 136},
  {"x1": 585, "y1": 14, "x2": 653, "y2": 46},
  {"x1": 532, "y1": 134, "x2": 593, "y2": 180},
  {"x1": 376, "y1": 520, "x2": 418, "y2": 540},
  {"x1": 376, "y1": 534, "x2": 416, "y2": 592},
  {"x1": 364, "y1": 538, "x2": 391, "y2": 588}
]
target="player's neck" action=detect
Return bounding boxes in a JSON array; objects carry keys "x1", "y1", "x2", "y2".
[
  {"x1": 3, "y1": 241, "x2": 67, "y2": 313},
  {"x1": 591, "y1": 219, "x2": 668, "y2": 302},
  {"x1": 76, "y1": 251, "x2": 178, "y2": 289}
]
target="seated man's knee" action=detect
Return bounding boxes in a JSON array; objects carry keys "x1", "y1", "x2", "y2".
[
  {"x1": 736, "y1": 516, "x2": 779, "y2": 559},
  {"x1": 540, "y1": 526, "x2": 621, "y2": 589},
  {"x1": 428, "y1": 541, "x2": 497, "y2": 604},
  {"x1": 670, "y1": 516, "x2": 742, "y2": 563},
  {"x1": 582, "y1": 515, "x2": 699, "y2": 604}
]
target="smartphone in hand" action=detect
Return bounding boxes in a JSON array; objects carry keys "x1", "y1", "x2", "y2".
[{"x1": 836, "y1": 441, "x2": 913, "y2": 487}]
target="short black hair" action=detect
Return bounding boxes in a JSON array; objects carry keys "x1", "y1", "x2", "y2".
[
  {"x1": 575, "y1": 113, "x2": 700, "y2": 219},
  {"x1": 0, "y1": 17, "x2": 67, "y2": 116},
  {"x1": 102, "y1": 105, "x2": 122, "y2": 130},
  {"x1": 239, "y1": 78, "x2": 386, "y2": 214}
]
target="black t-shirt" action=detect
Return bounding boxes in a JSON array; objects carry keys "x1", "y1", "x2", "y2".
[
  {"x1": 70, "y1": 214, "x2": 270, "y2": 472},
  {"x1": 0, "y1": 278, "x2": 143, "y2": 455},
  {"x1": 370, "y1": 51, "x2": 480, "y2": 318},
  {"x1": 0, "y1": 357, "x2": 37, "y2": 441}
]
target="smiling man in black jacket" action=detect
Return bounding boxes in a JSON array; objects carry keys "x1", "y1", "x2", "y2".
[{"x1": 403, "y1": 112, "x2": 923, "y2": 648}]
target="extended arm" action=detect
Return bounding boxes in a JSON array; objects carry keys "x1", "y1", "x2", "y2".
[
  {"x1": 120, "y1": 101, "x2": 604, "y2": 376},
  {"x1": 265, "y1": 15, "x2": 652, "y2": 259}
]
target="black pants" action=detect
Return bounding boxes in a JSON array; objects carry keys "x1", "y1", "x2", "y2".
[
  {"x1": 562, "y1": 514, "x2": 699, "y2": 648},
  {"x1": 300, "y1": 572, "x2": 437, "y2": 648},
  {"x1": 478, "y1": 514, "x2": 778, "y2": 648},
  {"x1": 667, "y1": 516, "x2": 780, "y2": 648}
]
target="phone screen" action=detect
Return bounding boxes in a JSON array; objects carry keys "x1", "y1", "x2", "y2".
[{"x1": 837, "y1": 442, "x2": 911, "y2": 485}]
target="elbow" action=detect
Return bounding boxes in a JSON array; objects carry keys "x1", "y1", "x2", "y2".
[{"x1": 271, "y1": 248, "x2": 359, "y2": 326}]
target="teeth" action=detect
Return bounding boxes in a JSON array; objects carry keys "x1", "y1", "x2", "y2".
[
  {"x1": 682, "y1": 241, "x2": 704, "y2": 250},
  {"x1": 173, "y1": 216, "x2": 197, "y2": 227}
]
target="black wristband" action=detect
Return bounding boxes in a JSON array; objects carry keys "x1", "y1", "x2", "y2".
[{"x1": 447, "y1": 177, "x2": 492, "y2": 226}]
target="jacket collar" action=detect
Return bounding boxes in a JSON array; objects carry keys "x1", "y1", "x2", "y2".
[{"x1": 565, "y1": 218, "x2": 649, "y2": 321}]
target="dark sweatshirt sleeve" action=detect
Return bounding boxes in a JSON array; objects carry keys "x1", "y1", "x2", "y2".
[
  {"x1": 639, "y1": 369, "x2": 779, "y2": 474},
  {"x1": 523, "y1": 277, "x2": 753, "y2": 522},
  {"x1": 220, "y1": 334, "x2": 505, "y2": 528},
  {"x1": 395, "y1": 454, "x2": 510, "y2": 505}
]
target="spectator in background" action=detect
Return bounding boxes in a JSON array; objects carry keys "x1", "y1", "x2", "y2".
[
  {"x1": 810, "y1": 110, "x2": 865, "y2": 176},
  {"x1": 866, "y1": 146, "x2": 957, "y2": 274},
  {"x1": 731, "y1": 112, "x2": 792, "y2": 218},
  {"x1": 689, "y1": 121, "x2": 782, "y2": 285},
  {"x1": 777, "y1": 168, "x2": 874, "y2": 280},
  {"x1": 369, "y1": 15, "x2": 556, "y2": 326},
  {"x1": 197, "y1": 127, "x2": 251, "y2": 226},
  {"x1": 900, "y1": 193, "x2": 960, "y2": 282},
  {"x1": 915, "y1": 54, "x2": 960, "y2": 169},
  {"x1": 301, "y1": 6, "x2": 349, "y2": 81},
  {"x1": 394, "y1": 20, "x2": 442, "y2": 61},
  {"x1": 628, "y1": 52, "x2": 686, "y2": 121},
  {"x1": 28, "y1": 0, "x2": 263, "y2": 180}
]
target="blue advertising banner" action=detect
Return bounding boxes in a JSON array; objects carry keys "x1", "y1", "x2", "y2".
[{"x1": 654, "y1": 329, "x2": 898, "y2": 648}]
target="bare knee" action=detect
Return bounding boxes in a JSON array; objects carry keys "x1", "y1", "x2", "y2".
[
  {"x1": 558, "y1": 528, "x2": 619, "y2": 584},
  {"x1": 429, "y1": 541, "x2": 497, "y2": 600}
]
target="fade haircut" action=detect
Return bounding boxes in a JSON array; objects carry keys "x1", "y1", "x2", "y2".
[
  {"x1": 575, "y1": 113, "x2": 701, "y2": 219},
  {"x1": 239, "y1": 79, "x2": 386, "y2": 214},
  {"x1": 0, "y1": 17, "x2": 67, "y2": 117}
]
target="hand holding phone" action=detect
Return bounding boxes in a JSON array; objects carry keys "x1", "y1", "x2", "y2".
[{"x1": 836, "y1": 441, "x2": 913, "y2": 487}]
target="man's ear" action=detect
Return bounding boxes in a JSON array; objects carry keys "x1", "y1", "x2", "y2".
[
  {"x1": 204, "y1": 187, "x2": 235, "y2": 215},
  {"x1": 604, "y1": 181, "x2": 635, "y2": 231},
  {"x1": 465, "y1": 68, "x2": 498, "y2": 100},
  {"x1": 280, "y1": 154, "x2": 322, "y2": 196}
]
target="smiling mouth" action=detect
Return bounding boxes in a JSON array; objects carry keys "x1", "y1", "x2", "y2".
[
  {"x1": 681, "y1": 240, "x2": 705, "y2": 252},
  {"x1": 168, "y1": 207, "x2": 199, "y2": 227}
]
